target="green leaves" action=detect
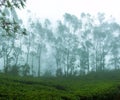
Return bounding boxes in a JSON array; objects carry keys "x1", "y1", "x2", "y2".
[
  {"x1": 0, "y1": 0, "x2": 26, "y2": 9},
  {"x1": 0, "y1": 0, "x2": 27, "y2": 37},
  {"x1": 0, "y1": 71, "x2": 120, "y2": 99},
  {"x1": 22, "y1": 28, "x2": 27, "y2": 35},
  {"x1": 7, "y1": 0, "x2": 11, "y2": 7},
  {"x1": 20, "y1": 1, "x2": 25, "y2": 8}
]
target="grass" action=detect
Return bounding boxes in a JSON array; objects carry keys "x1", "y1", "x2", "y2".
[{"x1": 0, "y1": 70, "x2": 120, "y2": 100}]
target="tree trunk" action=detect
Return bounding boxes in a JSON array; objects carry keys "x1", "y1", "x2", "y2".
[
  {"x1": 38, "y1": 44, "x2": 42, "y2": 77},
  {"x1": 87, "y1": 48, "x2": 90, "y2": 73},
  {"x1": 66, "y1": 49, "x2": 69, "y2": 76},
  {"x1": 31, "y1": 55, "x2": 34, "y2": 76},
  {"x1": 26, "y1": 34, "x2": 31, "y2": 64}
]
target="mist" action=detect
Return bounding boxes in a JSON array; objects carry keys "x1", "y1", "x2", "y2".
[
  {"x1": 1, "y1": 11, "x2": 120, "y2": 76},
  {"x1": 0, "y1": 0, "x2": 120, "y2": 100}
]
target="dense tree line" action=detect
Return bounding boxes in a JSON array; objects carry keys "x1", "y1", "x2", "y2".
[{"x1": 0, "y1": 1, "x2": 120, "y2": 77}]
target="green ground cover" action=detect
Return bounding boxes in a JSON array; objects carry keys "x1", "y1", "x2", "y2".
[{"x1": 0, "y1": 70, "x2": 120, "y2": 100}]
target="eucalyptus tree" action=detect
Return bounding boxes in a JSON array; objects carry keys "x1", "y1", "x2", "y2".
[
  {"x1": 54, "y1": 21, "x2": 67, "y2": 75},
  {"x1": 30, "y1": 51, "x2": 36, "y2": 76},
  {"x1": 53, "y1": 14, "x2": 80, "y2": 76},
  {"x1": 92, "y1": 13, "x2": 120, "y2": 71},
  {"x1": 109, "y1": 21, "x2": 120, "y2": 70},
  {"x1": 109, "y1": 38, "x2": 120, "y2": 69},
  {"x1": 78, "y1": 39, "x2": 93, "y2": 74},
  {"x1": 77, "y1": 13, "x2": 94, "y2": 73},
  {"x1": 30, "y1": 19, "x2": 49, "y2": 77},
  {"x1": 23, "y1": 30, "x2": 36, "y2": 76},
  {"x1": 0, "y1": 0, "x2": 26, "y2": 73}
]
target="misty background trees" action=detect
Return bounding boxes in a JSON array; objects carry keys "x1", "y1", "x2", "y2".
[{"x1": 0, "y1": 1, "x2": 120, "y2": 77}]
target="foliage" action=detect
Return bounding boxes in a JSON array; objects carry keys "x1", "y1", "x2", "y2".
[
  {"x1": 0, "y1": 0, "x2": 27, "y2": 75},
  {"x1": 0, "y1": 70, "x2": 120, "y2": 99},
  {"x1": 0, "y1": 1, "x2": 120, "y2": 77}
]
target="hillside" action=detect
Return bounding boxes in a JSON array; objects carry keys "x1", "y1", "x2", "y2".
[{"x1": 0, "y1": 70, "x2": 120, "y2": 100}]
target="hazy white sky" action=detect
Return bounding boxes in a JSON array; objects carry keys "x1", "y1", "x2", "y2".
[{"x1": 18, "y1": 0, "x2": 120, "y2": 22}]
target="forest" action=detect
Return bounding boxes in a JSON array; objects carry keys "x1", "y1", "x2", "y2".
[{"x1": 0, "y1": 0, "x2": 120, "y2": 100}]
